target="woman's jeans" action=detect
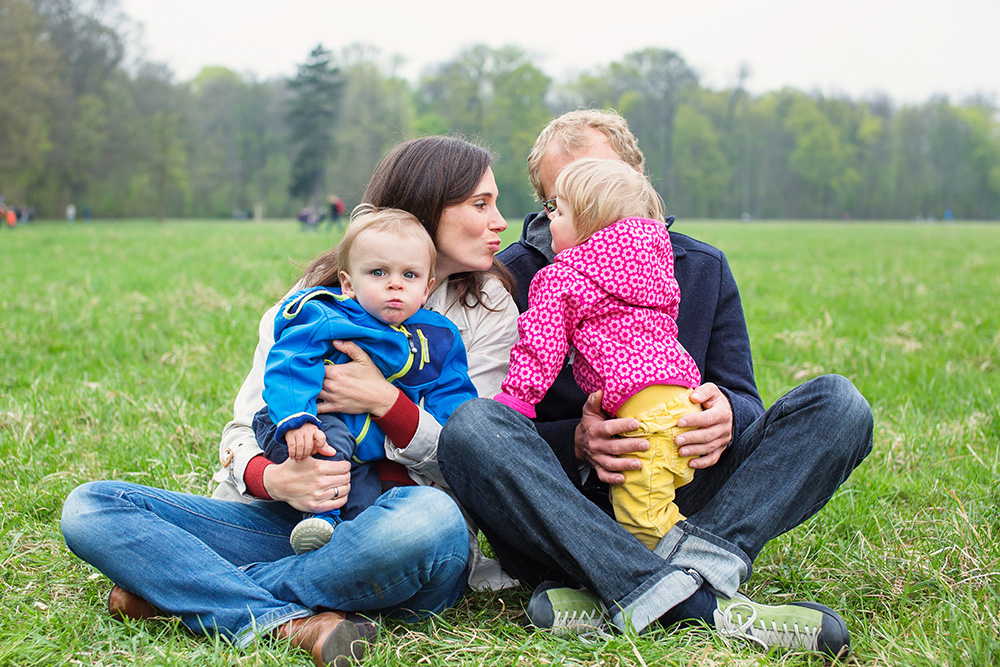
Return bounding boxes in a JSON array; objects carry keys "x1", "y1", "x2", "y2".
[
  {"x1": 61, "y1": 483, "x2": 469, "y2": 647},
  {"x1": 439, "y1": 374, "x2": 873, "y2": 633}
]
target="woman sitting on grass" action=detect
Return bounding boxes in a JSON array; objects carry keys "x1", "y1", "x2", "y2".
[
  {"x1": 253, "y1": 206, "x2": 478, "y2": 556},
  {"x1": 60, "y1": 136, "x2": 518, "y2": 667}
]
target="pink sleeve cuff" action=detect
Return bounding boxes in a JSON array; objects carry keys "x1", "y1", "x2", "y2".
[{"x1": 494, "y1": 392, "x2": 537, "y2": 418}]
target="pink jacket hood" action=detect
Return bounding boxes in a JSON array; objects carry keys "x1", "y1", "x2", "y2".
[
  {"x1": 498, "y1": 216, "x2": 701, "y2": 417},
  {"x1": 555, "y1": 217, "x2": 674, "y2": 309}
]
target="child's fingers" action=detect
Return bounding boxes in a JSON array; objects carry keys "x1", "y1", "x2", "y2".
[
  {"x1": 290, "y1": 430, "x2": 310, "y2": 460},
  {"x1": 310, "y1": 429, "x2": 327, "y2": 455}
]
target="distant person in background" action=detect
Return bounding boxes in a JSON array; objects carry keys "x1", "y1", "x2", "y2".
[
  {"x1": 327, "y1": 194, "x2": 345, "y2": 230},
  {"x1": 66, "y1": 203, "x2": 76, "y2": 223},
  {"x1": 298, "y1": 205, "x2": 319, "y2": 232}
]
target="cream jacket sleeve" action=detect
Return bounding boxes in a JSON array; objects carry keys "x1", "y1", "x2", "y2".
[{"x1": 211, "y1": 301, "x2": 280, "y2": 500}]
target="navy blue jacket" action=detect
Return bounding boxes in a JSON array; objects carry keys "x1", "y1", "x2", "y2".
[{"x1": 498, "y1": 211, "x2": 764, "y2": 485}]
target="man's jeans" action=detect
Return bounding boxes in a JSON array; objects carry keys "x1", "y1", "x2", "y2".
[
  {"x1": 439, "y1": 374, "x2": 873, "y2": 632},
  {"x1": 61, "y1": 483, "x2": 468, "y2": 646}
]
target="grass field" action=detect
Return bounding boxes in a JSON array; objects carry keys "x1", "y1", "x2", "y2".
[{"x1": 1, "y1": 219, "x2": 998, "y2": 666}]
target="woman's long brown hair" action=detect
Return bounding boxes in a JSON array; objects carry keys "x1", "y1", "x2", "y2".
[{"x1": 298, "y1": 136, "x2": 513, "y2": 308}]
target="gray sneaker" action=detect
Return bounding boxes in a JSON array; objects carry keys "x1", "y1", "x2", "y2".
[
  {"x1": 290, "y1": 517, "x2": 336, "y2": 555},
  {"x1": 525, "y1": 581, "x2": 607, "y2": 635},
  {"x1": 713, "y1": 593, "x2": 850, "y2": 658}
]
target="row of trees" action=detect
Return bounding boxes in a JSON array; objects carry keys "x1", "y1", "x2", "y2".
[{"x1": 2, "y1": 0, "x2": 999, "y2": 221}]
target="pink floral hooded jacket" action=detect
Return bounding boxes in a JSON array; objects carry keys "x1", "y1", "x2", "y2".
[{"x1": 496, "y1": 217, "x2": 701, "y2": 418}]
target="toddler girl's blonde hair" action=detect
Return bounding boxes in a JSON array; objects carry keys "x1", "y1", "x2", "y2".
[{"x1": 555, "y1": 158, "x2": 663, "y2": 244}]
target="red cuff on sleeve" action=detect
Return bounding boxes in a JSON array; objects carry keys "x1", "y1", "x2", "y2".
[
  {"x1": 377, "y1": 460, "x2": 415, "y2": 488},
  {"x1": 244, "y1": 454, "x2": 274, "y2": 500},
  {"x1": 372, "y1": 389, "x2": 419, "y2": 448}
]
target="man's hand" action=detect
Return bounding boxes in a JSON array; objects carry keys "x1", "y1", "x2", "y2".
[
  {"x1": 676, "y1": 382, "x2": 733, "y2": 468},
  {"x1": 574, "y1": 391, "x2": 649, "y2": 485}
]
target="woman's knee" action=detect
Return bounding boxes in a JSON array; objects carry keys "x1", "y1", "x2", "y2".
[
  {"x1": 61, "y1": 480, "x2": 118, "y2": 554},
  {"x1": 379, "y1": 487, "x2": 468, "y2": 557}
]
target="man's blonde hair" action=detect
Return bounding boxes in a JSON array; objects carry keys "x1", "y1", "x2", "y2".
[
  {"x1": 555, "y1": 158, "x2": 663, "y2": 243},
  {"x1": 527, "y1": 109, "x2": 646, "y2": 201}
]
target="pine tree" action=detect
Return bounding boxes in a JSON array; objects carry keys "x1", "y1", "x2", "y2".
[{"x1": 286, "y1": 44, "x2": 344, "y2": 205}]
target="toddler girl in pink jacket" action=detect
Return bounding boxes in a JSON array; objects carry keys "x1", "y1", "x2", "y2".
[{"x1": 495, "y1": 158, "x2": 702, "y2": 550}]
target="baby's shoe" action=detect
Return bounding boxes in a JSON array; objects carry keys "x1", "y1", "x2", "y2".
[{"x1": 290, "y1": 516, "x2": 337, "y2": 555}]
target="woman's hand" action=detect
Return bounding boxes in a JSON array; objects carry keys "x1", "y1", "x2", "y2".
[
  {"x1": 262, "y1": 453, "x2": 352, "y2": 514},
  {"x1": 574, "y1": 391, "x2": 648, "y2": 485},
  {"x1": 316, "y1": 340, "x2": 399, "y2": 417}
]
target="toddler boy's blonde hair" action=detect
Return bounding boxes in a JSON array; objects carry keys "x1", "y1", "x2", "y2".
[{"x1": 299, "y1": 205, "x2": 436, "y2": 289}]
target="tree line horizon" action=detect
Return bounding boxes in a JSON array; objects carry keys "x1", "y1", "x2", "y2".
[{"x1": 3, "y1": 0, "x2": 999, "y2": 222}]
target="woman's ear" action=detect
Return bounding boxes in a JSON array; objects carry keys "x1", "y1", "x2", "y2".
[{"x1": 339, "y1": 270, "x2": 355, "y2": 298}]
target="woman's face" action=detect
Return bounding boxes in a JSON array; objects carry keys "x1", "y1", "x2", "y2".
[{"x1": 434, "y1": 167, "x2": 507, "y2": 281}]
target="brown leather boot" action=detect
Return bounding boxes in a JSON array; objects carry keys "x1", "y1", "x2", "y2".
[
  {"x1": 107, "y1": 585, "x2": 160, "y2": 621},
  {"x1": 274, "y1": 611, "x2": 377, "y2": 667}
]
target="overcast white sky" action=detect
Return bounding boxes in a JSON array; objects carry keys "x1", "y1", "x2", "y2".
[{"x1": 118, "y1": 0, "x2": 998, "y2": 104}]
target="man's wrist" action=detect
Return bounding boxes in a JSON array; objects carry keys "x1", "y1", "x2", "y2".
[{"x1": 573, "y1": 420, "x2": 586, "y2": 462}]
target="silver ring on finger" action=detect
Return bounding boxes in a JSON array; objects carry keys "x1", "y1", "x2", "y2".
[{"x1": 333, "y1": 485, "x2": 340, "y2": 499}]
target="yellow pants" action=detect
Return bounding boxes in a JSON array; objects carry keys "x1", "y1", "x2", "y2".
[{"x1": 611, "y1": 385, "x2": 702, "y2": 550}]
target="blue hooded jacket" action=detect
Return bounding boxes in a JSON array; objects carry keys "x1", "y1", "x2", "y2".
[{"x1": 263, "y1": 286, "x2": 477, "y2": 462}]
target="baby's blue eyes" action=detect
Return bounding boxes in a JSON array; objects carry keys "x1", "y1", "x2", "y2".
[{"x1": 368, "y1": 269, "x2": 420, "y2": 280}]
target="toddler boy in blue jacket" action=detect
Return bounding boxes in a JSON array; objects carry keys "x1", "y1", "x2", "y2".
[{"x1": 253, "y1": 208, "x2": 477, "y2": 554}]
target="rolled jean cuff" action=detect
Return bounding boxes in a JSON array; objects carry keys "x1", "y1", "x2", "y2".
[
  {"x1": 653, "y1": 520, "x2": 751, "y2": 598},
  {"x1": 612, "y1": 567, "x2": 702, "y2": 633},
  {"x1": 232, "y1": 605, "x2": 312, "y2": 648}
]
